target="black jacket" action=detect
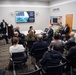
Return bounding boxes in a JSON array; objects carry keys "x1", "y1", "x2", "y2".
[
  {"x1": 40, "y1": 50, "x2": 66, "y2": 68},
  {"x1": 47, "y1": 28, "x2": 53, "y2": 39},
  {"x1": 31, "y1": 41, "x2": 48, "y2": 54},
  {"x1": 0, "y1": 22, "x2": 8, "y2": 34}
]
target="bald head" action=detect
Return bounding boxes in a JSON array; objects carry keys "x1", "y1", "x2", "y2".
[
  {"x1": 16, "y1": 26, "x2": 20, "y2": 30},
  {"x1": 37, "y1": 34, "x2": 43, "y2": 41},
  {"x1": 69, "y1": 31, "x2": 75, "y2": 37}
]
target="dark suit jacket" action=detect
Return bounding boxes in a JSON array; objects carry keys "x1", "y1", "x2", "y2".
[
  {"x1": 63, "y1": 26, "x2": 70, "y2": 34},
  {"x1": 31, "y1": 41, "x2": 48, "y2": 54},
  {"x1": 0, "y1": 22, "x2": 8, "y2": 34},
  {"x1": 46, "y1": 28, "x2": 53, "y2": 39}
]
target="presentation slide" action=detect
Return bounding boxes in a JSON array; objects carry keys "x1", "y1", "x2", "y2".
[{"x1": 16, "y1": 11, "x2": 35, "y2": 23}]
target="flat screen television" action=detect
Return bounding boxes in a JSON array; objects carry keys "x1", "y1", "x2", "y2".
[{"x1": 16, "y1": 11, "x2": 35, "y2": 23}]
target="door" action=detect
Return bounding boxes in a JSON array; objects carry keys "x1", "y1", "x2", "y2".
[{"x1": 66, "y1": 14, "x2": 73, "y2": 32}]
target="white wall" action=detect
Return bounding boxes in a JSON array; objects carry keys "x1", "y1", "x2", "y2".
[
  {"x1": 50, "y1": 0, "x2": 76, "y2": 30},
  {"x1": 0, "y1": 1, "x2": 50, "y2": 31}
]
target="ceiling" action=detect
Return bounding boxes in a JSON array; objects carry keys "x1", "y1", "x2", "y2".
[
  {"x1": 0, "y1": 0, "x2": 57, "y2": 2},
  {"x1": 0, "y1": 0, "x2": 70, "y2": 3}
]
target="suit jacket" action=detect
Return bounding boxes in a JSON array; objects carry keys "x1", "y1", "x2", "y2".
[
  {"x1": 31, "y1": 41, "x2": 48, "y2": 54},
  {"x1": 0, "y1": 21, "x2": 8, "y2": 34},
  {"x1": 46, "y1": 28, "x2": 53, "y2": 39},
  {"x1": 63, "y1": 26, "x2": 70, "y2": 34}
]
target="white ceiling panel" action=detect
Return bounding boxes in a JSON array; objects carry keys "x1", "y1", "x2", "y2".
[{"x1": 0, "y1": 0, "x2": 73, "y2": 2}]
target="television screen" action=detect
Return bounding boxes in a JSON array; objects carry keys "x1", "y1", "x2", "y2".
[{"x1": 16, "y1": 11, "x2": 35, "y2": 23}]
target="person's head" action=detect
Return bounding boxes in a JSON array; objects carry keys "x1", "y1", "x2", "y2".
[
  {"x1": 12, "y1": 37, "x2": 19, "y2": 45},
  {"x1": 48, "y1": 24, "x2": 52, "y2": 29},
  {"x1": 65, "y1": 24, "x2": 68, "y2": 26},
  {"x1": 37, "y1": 34, "x2": 43, "y2": 41},
  {"x1": 14, "y1": 32, "x2": 19, "y2": 37},
  {"x1": 2, "y1": 19, "x2": 5, "y2": 22},
  {"x1": 54, "y1": 33, "x2": 60, "y2": 40},
  {"x1": 16, "y1": 26, "x2": 20, "y2": 30},
  {"x1": 60, "y1": 23, "x2": 62, "y2": 26},
  {"x1": 69, "y1": 31, "x2": 75, "y2": 37},
  {"x1": 29, "y1": 26, "x2": 33, "y2": 30}
]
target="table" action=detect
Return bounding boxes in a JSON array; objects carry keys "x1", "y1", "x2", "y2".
[{"x1": 21, "y1": 30, "x2": 45, "y2": 35}]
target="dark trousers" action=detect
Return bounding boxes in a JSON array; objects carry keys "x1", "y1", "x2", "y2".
[{"x1": 2, "y1": 34, "x2": 8, "y2": 43}]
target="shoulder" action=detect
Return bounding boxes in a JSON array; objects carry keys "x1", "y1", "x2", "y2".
[{"x1": 17, "y1": 44, "x2": 24, "y2": 47}]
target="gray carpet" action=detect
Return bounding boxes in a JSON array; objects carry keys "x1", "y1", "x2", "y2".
[{"x1": 0, "y1": 39, "x2": 35, "y2": 75}]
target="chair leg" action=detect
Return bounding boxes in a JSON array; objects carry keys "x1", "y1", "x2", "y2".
[
  {"x1": 70, "y1": 66, "x2": 73, "y2": 75},
  {"x1": 13, "y1": 62, "x2": 16, "y2": 75}
]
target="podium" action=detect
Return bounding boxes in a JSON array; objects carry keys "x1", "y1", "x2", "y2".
[{"x1": 8, "y1": 25, "x2": 13, "y2": 37}]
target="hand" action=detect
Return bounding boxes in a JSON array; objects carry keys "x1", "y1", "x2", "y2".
[
  {"x1": 6, "y1": 33, "x2": 8, "y2": 35},
  {"x1": 46, "y1": 34, "x2": 48, "y2": 36}
]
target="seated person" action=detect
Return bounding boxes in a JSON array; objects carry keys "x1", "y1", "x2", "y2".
[
  {"x1": 28, "y1": 26, "x2": 36, "y2": 34},
  {"x1": 9, "y1": 37, "x2": 26, "y2": 69},
  {"x1": 43, "y1": 24, "x2": 53, "y2": 46},
  {"x1": 50, "y1": 33, "x2": 65, "y2": 54},
  {"x1": 40, "y1": 47, "x2": 67, "y2": 71},
  {"x1": 11, "y1": 32, "x2": 24, "y2": 45},
  {"x1": 60, "y1": 24, "x2": 70, "y2": 35},
  {"x1": 55, "y1": 23, "x2": 64, "y2": 33},
  {"x1": 15, "y1": 26, "x2": 25, "y2": 39},
  {"x1": 30, "y1": 34, "x2": 48, "y2": 55},
  {"x1": 9, "y1": 37, "x2": 25, "y2": 56},
  {"x1": 66, "y1": 45, "x2": 76, "y2": 63},
  {"x1": 27, "y1": 30, "x2": 36, "y2": 41},
  {"x1": 65, "y1": 31, "x2": 76, "y2": 50}
]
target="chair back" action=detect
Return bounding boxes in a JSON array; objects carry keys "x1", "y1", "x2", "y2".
[
  {"x1": 33, "y1": 48, "x2": 48, "y2": 62},
  {"x1": 12, "y1": 52, "x2": 27, "y2": 64},
  {"x1": 0, "y1": 69, "x2": 5, "y2": 75},
  {"x1": 27, "y1": 40, "x2": 36, "y2": 50},
  {"x1": 69, "y1": 56, "x2": 76, "y2": 67},
  {"x1": 17, "y1": 68, "x2": 41, "y2": 75},
  {"x1": 46, "y1": 62, "x2": 66, "y2": 75}
]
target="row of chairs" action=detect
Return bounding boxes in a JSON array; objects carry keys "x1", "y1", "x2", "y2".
[{"x1": 11, "y1": 50, "x2": 67, "y2": 75}]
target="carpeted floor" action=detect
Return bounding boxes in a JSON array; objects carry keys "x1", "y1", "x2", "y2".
[
  {"x1": 0, "y1": 39, "x2": 35, "y2": 75},
  {"x1": 1, "y1": 39, "x2": 76, "y2": 75}
]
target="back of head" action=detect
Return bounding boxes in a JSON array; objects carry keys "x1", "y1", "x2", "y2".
[
  {"x1": 37, "y1": 34, "x2": 43, "y2": 41},
  {"x1": 54, "y1": 33, "x2": 60, "y2": 40},
  {"x1": 12, "y1": 37, "x2": 19, "y2": 45},
  {"x1": 29, "y1": 26, "x2": 33, "y2": 30},
  {"x1": 14, "y1": 32, "x2": 19, "y2": 37},
  {"x1": 69, "y1": 31, "x2": 75, "y2": 37},
  {"x1": 2, "y1": 19, "x2": 5, "y2": 22}
]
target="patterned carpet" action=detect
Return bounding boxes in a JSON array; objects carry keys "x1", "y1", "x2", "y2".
[{"x1": 0, "y1": 39, "x2": 35, "y2": 75}]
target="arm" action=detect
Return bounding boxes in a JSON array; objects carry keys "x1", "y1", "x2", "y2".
[
  {"x1": 40, "y1": 51, "x2": 48, "y2": 66},
  {"x1": 47, "y1": 29, "x2": 53, "y2": 38}
]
